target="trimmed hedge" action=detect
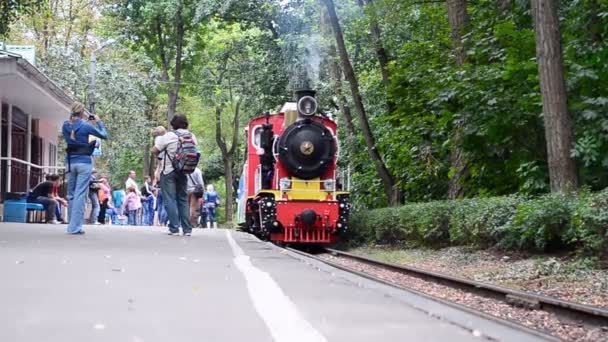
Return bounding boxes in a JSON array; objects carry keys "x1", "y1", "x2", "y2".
[{"x1": 347, "y1": 191, "x2": 608, "y2": 257}]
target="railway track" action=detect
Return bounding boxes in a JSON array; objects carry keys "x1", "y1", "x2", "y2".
[{"x1": 286, "y1": 246, "x2": 608, "y2": 341}]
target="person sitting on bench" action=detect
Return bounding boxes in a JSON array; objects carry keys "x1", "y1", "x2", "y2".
[
  {"x1": 28, "y1": 174, "x2": 62, "y2": 224},
  {"x1": 48, "y1": 174, "x2": 68, "y2": 223}
]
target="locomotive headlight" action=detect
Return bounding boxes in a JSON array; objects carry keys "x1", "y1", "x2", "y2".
[
  {"x1": 279, "y1": 177, "x2": 291, "y2": 191},
  {"x1": 323, "y1": 179, "x2": 335, "y2": 191},
  {"x1": 297, "y1": 96, "x2": 318, "y2": 116}
]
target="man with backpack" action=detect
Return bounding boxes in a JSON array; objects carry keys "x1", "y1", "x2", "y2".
[{"x1": 152, "y1": 113, "x2": 200, "y2": 236}]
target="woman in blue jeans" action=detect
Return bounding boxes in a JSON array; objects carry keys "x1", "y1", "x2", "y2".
[{"x1": 62, "y1": 102, "x2": 108, "y2": 235}]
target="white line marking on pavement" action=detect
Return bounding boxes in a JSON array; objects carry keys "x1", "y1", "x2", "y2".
[{"x1": 226, "y1": 230, "x2": 327, "y2": 342}]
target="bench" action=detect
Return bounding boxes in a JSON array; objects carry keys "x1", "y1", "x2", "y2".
[
  {"x1": 2, "y1": 198, "x2": 46, "y2": 223},
  {"x1": 26, "y1": 203, "x2": 46, "y2": 223}
]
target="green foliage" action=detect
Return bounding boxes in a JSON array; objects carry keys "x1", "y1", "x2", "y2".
[
  {"x1": 502, "y1": 193, "x2": 577, "y2": 251},
  {"x1": 0, "y1": 0, "x2": 41, "y2": 37},
  {"x1": 39, "y1": 45, "x2": 153, "y2": 182},
  {"x1": 572, "y1": 189, "x2": 608, "y2": 256},
  {"x1": 348, "y1": 191, "x2": 607, "y2": 258},
  {"x1": 449, "y1": 196, "x2": 521, "y2": 246},
  {"x1": 324, "y1": 0, "x2": 607, "y2": 204}
]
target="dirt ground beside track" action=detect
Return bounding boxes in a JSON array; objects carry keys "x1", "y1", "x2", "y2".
[{"x1": 349, "y1": 246, "x2": 608, "y2": 308}]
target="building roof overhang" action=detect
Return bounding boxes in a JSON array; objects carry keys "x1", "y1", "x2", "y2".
[{"x1": 0, "y1": 51, "x2": 75, "y2": 124}]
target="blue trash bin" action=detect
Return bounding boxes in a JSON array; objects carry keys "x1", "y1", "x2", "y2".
[{"x1": 3, "y1": 199, "x2": 28, "y2": 223}]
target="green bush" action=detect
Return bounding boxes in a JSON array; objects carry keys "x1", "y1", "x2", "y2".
[
  {"x1": 501, "y1": 193, "x2": 577, "y2": 252},
  {"x1": 347, "y1": 191, "x2": 607, "y2": 257},
  {"x1": 347, "y1": 210, "x2": 376, "y2": 245},
  {"x1": 572, "y1": 190, "x2": 608, "y2": 257},
  {"x1": 370, "y1": 208, "x2": 404, "y2": 244},
  {"x1": 449, "y1": 196, "x2": 521, "y2": 247},
  {"x1": 409, "y1": 201, "x2": 451, "y2": 247}
]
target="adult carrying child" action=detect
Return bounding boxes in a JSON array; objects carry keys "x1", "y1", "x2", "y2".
[{"x1": 152, "y1": 113, "x2": 200, "y2": 237}]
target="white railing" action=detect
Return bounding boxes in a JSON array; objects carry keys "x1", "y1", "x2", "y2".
[{"x1": 0, "y1": 157, "x2": 65, "y2": 193}]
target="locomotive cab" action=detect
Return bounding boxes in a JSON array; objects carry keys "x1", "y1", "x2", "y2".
[{"x1": 239, "y1": 90, "x2": 350, "y2": 244}]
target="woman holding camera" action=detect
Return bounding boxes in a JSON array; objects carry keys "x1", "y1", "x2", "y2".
[{"x1": 62, "y1": 101, "x2": 108, "y2": 235}]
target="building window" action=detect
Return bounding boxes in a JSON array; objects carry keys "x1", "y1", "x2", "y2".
[{"x1": 49, "y1": 143, "x2": 57, "y2": 167}]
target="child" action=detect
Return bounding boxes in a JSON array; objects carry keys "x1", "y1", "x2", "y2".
[
  {"x1": 122, "y1": 186, "x2": 142, "y2": 226},
  {"x1": 152, "y1": 126, "x2": 167, "y2": 184},
  {"x1": 156, "y1": 188, "x2": 168, "y2": 226},
  {"x1": 198, "y1": 196, "x2": 207, "y2": 228},
  {"x1": 204, "y1": 184, "x2": 220, "y2": 229}
]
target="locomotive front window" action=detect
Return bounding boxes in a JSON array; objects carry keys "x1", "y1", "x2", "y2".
[{"x1": 252, "y1": 126, "x2": 264, "y2": 150}]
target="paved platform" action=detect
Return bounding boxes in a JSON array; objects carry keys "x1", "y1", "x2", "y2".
[{"x1": 0, "y1": 223, "x2": 551, "y2": 342}]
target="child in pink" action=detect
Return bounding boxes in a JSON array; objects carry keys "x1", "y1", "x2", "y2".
[{"x1": 122, "y1": 187, "x2": 142, "y2": 225}]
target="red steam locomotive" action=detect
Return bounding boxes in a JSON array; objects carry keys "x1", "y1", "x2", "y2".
[{"x1": 236, "y1": 90, "x2": 350, "y2": 243}]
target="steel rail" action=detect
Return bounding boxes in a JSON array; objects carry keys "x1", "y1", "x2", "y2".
[{"x1": 323, "y1": 247, "x2": 608, "y2": 328}]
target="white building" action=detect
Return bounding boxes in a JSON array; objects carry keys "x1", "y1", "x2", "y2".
[{"x1": 0, "y1": 47, "x2": 75, "y2": 200}]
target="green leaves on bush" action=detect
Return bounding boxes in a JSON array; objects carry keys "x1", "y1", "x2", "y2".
[
  {"x1": 348, "y1": 192, "x2": 607, "y2": 258},
  {"x1": 503, "y1": 194, "x2": 577, "y2": 251},
  {"x1": 449, "y1": 196, "x2": 521, "y2": 247},
  {"x1": 572, "y1": 190, "x2": 608, "y2": 256}
]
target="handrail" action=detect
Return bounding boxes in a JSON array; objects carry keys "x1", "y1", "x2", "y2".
[{"x1": 0, "y1": 157, "x2": 65, "y2": 171}]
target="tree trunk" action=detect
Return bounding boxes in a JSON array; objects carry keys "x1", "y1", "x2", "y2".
[
  {"x1": 323, "y1": 0, "x2": 402, "y2": 205},
  {"x1": 143, "y1": 139, "x2": 151, "y2": 177},
  {"x1": 223, "y1": 158, "x2": 234, "y2": 224},
  {"x1": 446, "y1": 0, "x2": 470, "y2": 66},
  {"x1": 64, "y1": 0, "x2": 74, "y2": 48},
  {"x1": 589, "y1": 0, "x2": 602, "y2": 44},
  {"x1": 445, "y1": 0, "x2": 470, "y2": 199},
  {"x1": 357, "y1": 0, "x2": 395, "y2": 114},
  {"x1": 532, "y1": 0, "x2": 578, "y2": 192},
  {"x1": 322, "y1": 9, "x2": 356, "y2": 138},
  {"x1": 214, "y1": 99, "x2": 241, "y2": 224},
  {"x1": 497, "y1": 0, "x2": 512, "y2": 15},
  {"x1": 168, "y1": 1, "x2": 185, "y2": 119}
]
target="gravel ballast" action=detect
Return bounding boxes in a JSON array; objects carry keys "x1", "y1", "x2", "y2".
[{"x1": 320, "y1": 253, "x2": 608, "y2": 342}]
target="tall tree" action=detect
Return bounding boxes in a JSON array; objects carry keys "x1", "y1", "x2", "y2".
[
  {"x1": 532, "y1": 0, "x2": 578, "y2": 192},
  {"x1": 498, "y1": 0, "x2": 512, "y2": 15},
  {"x1": 0, "y1": 0, "x2": 42, "y2": 37},
  {"x1": 321, "y1": 8, "x2": 356, "y2": 139},
  {"x1": 215, "y1": 100, "x2": 241, "y2": 224},
  {"x1": 356, "y1": 0, "x2": 394, "y2": 114},
  {"x1": 445, "y1": 0, "x2": 470, "y2": 199},
  {"x1": 322, "y1": 0, "x2": 402, "y2": 205},
  {"x1": 110, "y1": 0, "x2": 198, "y2": 119},
  {"x1": 446, "y1": 0, "x2": 470, "y2": 66}
]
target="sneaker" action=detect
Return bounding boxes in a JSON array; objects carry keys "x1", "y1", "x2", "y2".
[
  {"x1": 167, "y1": 232, "x2": 180, "y2": 236},
  {"x1": 71, "y1": 230, "x2": 85, "y2": 235},
  {"x1": 48, "y1": 220, "x2": 61, "y2": 224},
  {"x1": 184, "y1": 232, "x2": 191, "y2": 237},
  {"x1": 93, "y1": 222, "x2": 102, "y2": 226}
]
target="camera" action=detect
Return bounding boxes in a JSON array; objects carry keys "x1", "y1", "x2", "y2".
[{"x1": 89, "y1": 114, "x2": 96, "y2": 120}]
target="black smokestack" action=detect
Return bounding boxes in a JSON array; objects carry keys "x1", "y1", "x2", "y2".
[{"x1": 295, "y1": 89, "x2": 316, "y2": 101}]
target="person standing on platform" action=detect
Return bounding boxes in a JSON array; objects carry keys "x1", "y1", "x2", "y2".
[
  {"x1": 152, "y1": 113, "x2": 199, "y2": 237},
  {"x1": 187, "y1": 167, "x2": 204, "y2": 227},
  {"x1": 141, "y1": 176, "x2": 155, "y2": 225},
  {"x1": 122, "y1": 186, "x2": 142, "y2": 226},
  {"x1": 62, "y1": 101, "x2": 108, "y2": 235},
  {"x1": 97, "y1": 177, "x2": 111, "y2": 224},
  {"x1": 204, "y1": 184, "x2": 220, "y2": 229},
  {"x1": 88, "y1": 170, "x2": 101, "y2": 225},
  {"x1": 112, "y1": 187, "x2": 125, "y2": 215},
  {"x1": 125, "y1": 170, "x2": 140, "y2": 195}
]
